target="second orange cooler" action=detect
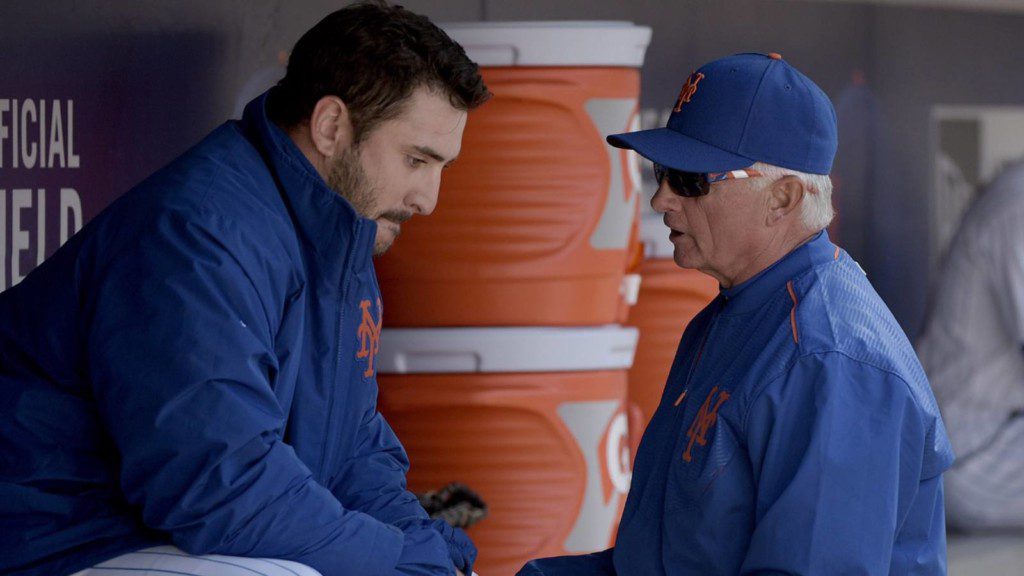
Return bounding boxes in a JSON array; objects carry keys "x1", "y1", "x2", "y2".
[{"x1": 377, "y1": 325, "x2": 638, "y2": 575}]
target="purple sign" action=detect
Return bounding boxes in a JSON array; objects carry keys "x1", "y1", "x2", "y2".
[
  {"x1": 0, "y1": 31, "x2": 223, "y2": 292},
  {"x1": 1, "y1": 98, "x2": 83, "y2": 289}
]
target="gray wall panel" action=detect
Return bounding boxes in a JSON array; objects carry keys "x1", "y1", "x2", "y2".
[{"x1": 2, "y1": 0, "x2": 1024, "y2": 334}]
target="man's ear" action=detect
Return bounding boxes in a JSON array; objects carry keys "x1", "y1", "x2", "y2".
[
  {"x1": 766, "y1": 175, "x2": 805, "y2": 226},
  {"x1": 309, "y1": 95, "x2": 354, "y2": 157}
]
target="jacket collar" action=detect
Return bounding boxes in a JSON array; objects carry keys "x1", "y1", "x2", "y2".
[
  {"x1": 240, "y1": 90, "x2": 377, "y2": 281},
  {"x1": 718, "y1": 230, "x2": 837, "y2": 316}
]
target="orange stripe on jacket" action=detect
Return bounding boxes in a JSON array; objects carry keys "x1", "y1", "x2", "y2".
[
  {"x1": 674, "y1": 390, "x2": 688, "y2": 407},
  {"x1": 786, "y1": 281, "x2": 799, "y2": 344}
]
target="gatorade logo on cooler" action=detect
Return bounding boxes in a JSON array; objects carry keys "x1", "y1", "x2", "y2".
[
  {"x1": 585, "y1": 97, "x2": 639, "y2": 252},
  {"x1": 601, "y1": 411, "x2": 632, "y2": 498},
  {"x1": 558, "y1": 400, "x2": 632, "y2": 553}
]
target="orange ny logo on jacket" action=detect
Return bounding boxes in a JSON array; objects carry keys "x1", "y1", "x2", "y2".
[
  {"x1": 683, "y1": 385, "x2": 730, "y2": 462},
  {"x1": 673, "y1": 71, "x2": 706, "y2": 112},
  {"x1": 356, "y1": 299, "x2": 382, "y2": 378}
]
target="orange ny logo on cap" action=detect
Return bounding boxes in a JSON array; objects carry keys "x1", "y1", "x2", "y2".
[
  {"x1": 674, "y1": 71, "x2": 706, "y2": 112},
  {"x1": 356, "y1": 298, "x2": 382, "y2": 378},
  {"x1": 682, "y1": 385, "x2": 730, "y2": 462}
]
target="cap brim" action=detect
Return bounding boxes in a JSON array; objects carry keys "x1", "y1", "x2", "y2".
[{"x1": 607, "y1": 128, "x2": 756, "y2": 173}]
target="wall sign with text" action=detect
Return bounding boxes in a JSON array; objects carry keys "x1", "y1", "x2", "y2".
[{"x1": 1, "y1": 98, "x2": 84, "y2": 290}]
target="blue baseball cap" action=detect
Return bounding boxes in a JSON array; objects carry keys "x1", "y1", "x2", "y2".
[{"x1": 608, "y1": 52, "x2": 837, "y2": 175}]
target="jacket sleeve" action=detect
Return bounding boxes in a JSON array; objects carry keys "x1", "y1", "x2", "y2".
[
  {"x1": 83, "y1": 211, "x2": 406, "y2": 576},
  {"x1": 516, "y1": 549, "x2": 617, "y2": 576},
  {"x1": 739, "y1": 352, "x2": 932, "y2": 575},
  {"x1": 331, "y1": 391, "x2": 476, "y2": 574}
]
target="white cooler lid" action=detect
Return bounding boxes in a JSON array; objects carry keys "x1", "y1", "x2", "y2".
[
  {"x1": 378, "y1": 325, "x2": 638, "y2": 374},
  {"x1": 441, "y1": 21, "x2": 652, "y2": 67}
]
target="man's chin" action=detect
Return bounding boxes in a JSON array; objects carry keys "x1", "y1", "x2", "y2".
[
  {"x1": 373, "y1": 231, "x2": 397, "y2": 256},
  {"x1": 673, "y1": 249, "x2": 698, "y2": 271}
]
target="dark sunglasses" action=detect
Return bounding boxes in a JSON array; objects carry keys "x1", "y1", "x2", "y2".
[{"x1": 653, "y1": 163, "x2": 763, "y2": 197}]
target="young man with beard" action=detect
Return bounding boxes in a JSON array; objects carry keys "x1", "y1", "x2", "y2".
[{"x1": 0, "y1": 3, "x2": 490, "y2": 576}]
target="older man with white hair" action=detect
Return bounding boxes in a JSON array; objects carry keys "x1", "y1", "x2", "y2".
[{"x1": 519, "y1": 53, "x2": 953, "y2": 576}]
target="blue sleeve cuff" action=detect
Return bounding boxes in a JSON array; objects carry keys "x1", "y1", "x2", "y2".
[
  {"x1": 396, "y1": 518, "x2": 477, "y2": 574},
  {"x1": 395, "y1": 525, "x2": 456, "y2": 576},
  {"x1": 516, "y1": 549, "x2": 616, "y2": 576}
]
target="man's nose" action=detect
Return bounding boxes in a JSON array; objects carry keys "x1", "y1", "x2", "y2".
[
  {"x1": 651, "y1": 180, "x2": 677, "y2": 214},
  {"x1": 410, "y1": 171, "x2": 441, "y2": 216}
]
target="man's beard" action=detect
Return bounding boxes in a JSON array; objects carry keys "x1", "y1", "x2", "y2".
[{"x1": 326, "y1": 145, "x2": 410, "y2": 256}]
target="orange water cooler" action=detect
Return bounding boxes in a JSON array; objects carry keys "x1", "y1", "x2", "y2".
[
  {"x1": 378, "y1": 326, "x2": 638, "y2": 576},
  {"x1": 374, "y1": 22, "x2": 652, "y2": 575},
  {"x1": 375, "y1": 22, "x2": 652, "y2": 327},
  {"x1": 625, "y1": 215, "x2": 719, "y2": 437}
]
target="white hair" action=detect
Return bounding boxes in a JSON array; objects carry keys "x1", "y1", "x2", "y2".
[{"x1": 752, "y1": 162, "x2": 835, "y2": 231}]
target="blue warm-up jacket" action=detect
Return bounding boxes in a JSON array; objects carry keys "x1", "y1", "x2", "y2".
[
  {"x1": 521, "y1": 232, "x2": 955, "y2": 575},
  {"x1": 0, "y1": 93, "x2": 474, "y2": 576}
]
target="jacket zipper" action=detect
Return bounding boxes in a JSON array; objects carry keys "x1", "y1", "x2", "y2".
[
  {"x1": 318, "y1": 219, "x2": 362, "y2": 480},
  {"x1": 676, "y1": 297, "x2": 724, "y2": 409}
]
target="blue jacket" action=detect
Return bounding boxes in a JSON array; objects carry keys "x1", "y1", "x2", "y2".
[
  {"x1": 0, "y1": 93, "x2": 475, "y2": 576},
  {"x1": 521, "y1": 232, "x2": 954, "y2": 575}
]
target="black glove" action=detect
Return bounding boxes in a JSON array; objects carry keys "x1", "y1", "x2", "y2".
[{"x1": 417, "y1": 482, "x2": 488, "y2": 529}]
